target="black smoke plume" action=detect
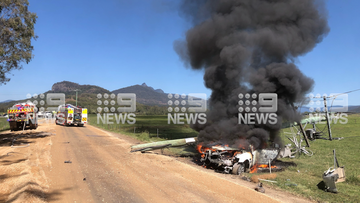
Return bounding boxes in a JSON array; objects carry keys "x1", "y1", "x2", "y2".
[{"x1": 174, "y1": 0, "x2": 329, "y2": 149}]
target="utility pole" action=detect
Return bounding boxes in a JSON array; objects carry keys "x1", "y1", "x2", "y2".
[
  {"x1": 323, "y1": 96, "x2": 333, "y2": 140},
  {"x1": 73, "y1": 89, "x2": 80, "y2": 107}
]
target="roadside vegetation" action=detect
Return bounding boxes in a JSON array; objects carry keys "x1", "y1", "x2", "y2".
[
  {"x1": 88, "y1": 114, "x2": 197, "y2": 142},
  {"x1": 268, "y1": 113, "x2": 360, "y2": 203},
  {"x1": 0, "y1": 117, "x2": 10, "y2": 132}
]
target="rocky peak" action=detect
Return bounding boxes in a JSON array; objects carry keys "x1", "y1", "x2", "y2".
[{"x1": 52, "y1": 81, "x2": 80, "y2": 92}]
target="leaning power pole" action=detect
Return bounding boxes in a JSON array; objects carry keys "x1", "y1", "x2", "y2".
[{"x1": 323, "y1": 96, "x2": 333, "y2": 140}]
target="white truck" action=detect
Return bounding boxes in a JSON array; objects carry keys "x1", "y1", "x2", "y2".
[{"x1": 55, "y1": 104, "x2": 87, "y2": 126}]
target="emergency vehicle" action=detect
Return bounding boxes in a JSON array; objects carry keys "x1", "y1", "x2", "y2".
[
  {"x1": 7, "y1": 102, "x2": 38, "y2": 131},
  {"x1": 56, "y1": 104, "x2": 87, "y2": 126}
]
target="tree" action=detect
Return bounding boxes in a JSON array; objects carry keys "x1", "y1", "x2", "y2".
[{"x1": 0, "y1": 0, "x2": 37, "y2": 84}]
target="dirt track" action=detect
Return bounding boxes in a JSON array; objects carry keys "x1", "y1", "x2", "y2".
[{"x1": 0, "y1": 121, "x2": 312, "y2": 203}]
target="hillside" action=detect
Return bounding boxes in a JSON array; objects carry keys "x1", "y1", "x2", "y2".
[
  {"x1": 348, "y1": 105, "x2": 360, "y2": 113},
  {"x1": 112, "y1": 83, "x2": 168, "y2": 106},
  {"x1": 49, "y1": 81, "x2": 111, "y2": 95},
  {"x1": 49, "y1": 81, "x2": 168, "y2": 106},
  {"x1": 0, "y1": 81, "x2": 169, "y2": 114}
]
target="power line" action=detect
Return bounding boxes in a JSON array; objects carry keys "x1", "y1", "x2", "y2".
[
  {"x1": 309, "y1": 88, "x2": 360, "y2": 99},
  {"x1": 327, "y1": 88, "x2": 360, "y2": 98}
]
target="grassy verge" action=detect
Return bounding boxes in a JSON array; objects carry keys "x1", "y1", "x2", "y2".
[
  {"x1": 88, "y1": 114, "x2": 198, "y2": 141},
  {"x1": 88, "y1": 113, "x2": 360, "y2": 202},
  {"x1": 258, "y1": 113, "x2": 360, "y2": 203},
  {"x1": 0, "y1": 117, "x2": 10, "y2": 132}
]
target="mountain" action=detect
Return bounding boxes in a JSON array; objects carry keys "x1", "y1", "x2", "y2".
[
  {"x1": 50, "y1": 81, "x2": 167, "y2": 105},
  {"x1": 0, "y1": 81, "x2": 169, "y2": 113},
  {"x1": 112, "y1": 83, "x2": 168, "y2": 106},
  {"x1": 0, "y1": 99, "x2": 13, "y2": 103},
  {"x1": 0, "y1": 81, "x2": 359, "y2": 115},
  {"x1": 348, "y1": 105, "x2": 360, "y2": 113},
  {"x1": 0, "y1": 81, "x2": 170, "y2": 114},
  {"x1": 50, "y1": 81, "x2": 110, "y2": 95},
  {"x1": 141, "y1": 83, "x2": 164, "y2": 94}
]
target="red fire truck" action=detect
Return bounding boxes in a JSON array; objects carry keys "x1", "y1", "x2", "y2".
[{"x1": 7, "y1": 102, "x2": 38, "y2": 131}]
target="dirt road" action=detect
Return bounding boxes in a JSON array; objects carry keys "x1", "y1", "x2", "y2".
[{"x1": 1, "y1": 122, "x2": 311, "y2": 203}]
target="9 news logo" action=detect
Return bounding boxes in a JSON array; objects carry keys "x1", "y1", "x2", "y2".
[
  {"x1": 96, "y1": 93, "x2": 136, "y2": 124},
  {"x1": 26, "y1": 93, "x2": 65, "y2": 112},
  {"x1": 167, "y1": 93, "x2": 207, "y2": 125},
  {"x1": 238, "y1": 93, "x2": 278, "y2": 125}
]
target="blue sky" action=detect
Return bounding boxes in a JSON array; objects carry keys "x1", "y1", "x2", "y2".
[{"x1": 1, "y1": 0, "x2": 359, "y2": 105}]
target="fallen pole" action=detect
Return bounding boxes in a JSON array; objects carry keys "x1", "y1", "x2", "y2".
[{"x1": 131, "y1": 137, "x2": 197, "y2": 152}]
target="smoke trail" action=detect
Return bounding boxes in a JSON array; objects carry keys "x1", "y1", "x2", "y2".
[{"x1": 174, "y1": 0, "x2": 329, "y2": 149}]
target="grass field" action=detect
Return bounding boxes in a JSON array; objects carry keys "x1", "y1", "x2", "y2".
[
  {"x1": 272, "y1": 113, "x2": 360, "y2": 203},
  {"x1": 0, "y1": 117, "x2": 10, "y2": 132},
  {"x1": 88, "y1": 114, "x2": 198, "y2": 142},
  {"x1": 89, "y1": 113, "x2": 360, "y2": 202}
]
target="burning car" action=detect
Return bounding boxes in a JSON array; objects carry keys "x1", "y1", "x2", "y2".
[
  {"x1": 130, "y1": 138, "x2": 280, "y2": 175},
  {"x1": 197, "y1": 144, "x2": 279, "y2": 175}
]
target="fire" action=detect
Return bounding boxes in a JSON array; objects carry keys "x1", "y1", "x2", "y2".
[
  {"x1": 250, "y1": 163, "x2": 277, "y2": 173},
  {"x1": 233, "y1": 151, "x2": 241, "y2": 156},
  {"x1": 197, "y1": 143, "x2": 244, "y2": 158},
  {"x1": 197, "y1": 143, "x2": 218, "y2": 158}
]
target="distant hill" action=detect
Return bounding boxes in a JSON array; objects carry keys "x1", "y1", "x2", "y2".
[
  {"x1": 48, "y1": 81, "x2": 168, "y2": 106},
  {"x1": 49, "y1": 81, "x2": 110, "y2": 95},
  {"x1": 0, "y1": 99, "x2": 13, "y2": 103},
  {"x1": 348, "y1": 105, "x2": 360, "y2": 113},
  {"x1": 0, "y1": 80, "x2": 359, "y2": 115},
  {"x1": 0, "y1": 81, "x2": 169, "y2": 113},
  {"x1": 112, "y1": 83, "x2": 168, "y2": 106}
]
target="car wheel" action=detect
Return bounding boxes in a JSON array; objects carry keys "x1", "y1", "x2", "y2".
[{"x1": 232, "y1": 163, "x2": 245, "y2": 175}]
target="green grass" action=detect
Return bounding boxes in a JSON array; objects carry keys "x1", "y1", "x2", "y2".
[
  {"x1": 88, "y1": 114, "x2": 198, "y2": 142},
  {"x1": 0, "y1": 117, "x2": 10, "y2": 132},
  {"x1": 88, "y1": 113, "x2": 360, "y2": 202},
  {"x1": 262, "y1": 113, "x2": 360, "y2": 203}
]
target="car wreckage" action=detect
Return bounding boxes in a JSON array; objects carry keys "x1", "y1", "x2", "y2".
[
  {"x1": 130, "y1": 137, "x2": 280, "y2": 175},
  {"x1": 197, "y1": 145, "x2": 279, "y2": 175}
]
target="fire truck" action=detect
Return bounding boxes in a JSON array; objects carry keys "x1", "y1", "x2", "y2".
[
  {"x1": 7, "y1": 102, "x2": 38, "y2": 131},
  {"x1": 56, "y1": 104, "x2": 87, "y2": 126}
]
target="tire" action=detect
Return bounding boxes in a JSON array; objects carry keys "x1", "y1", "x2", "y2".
[
  {"x1": 29, "y1": 120, "x2": 36, "y2": 129},
  {"x1": 16, "y1": 122, "x2": 21, "y2": 130},
  {"x1": 232, "y1": 163, "x2": 245, "y2": 175},
  {"x1": 9, "y1": 121, "x2": 16, "y2": 131}
]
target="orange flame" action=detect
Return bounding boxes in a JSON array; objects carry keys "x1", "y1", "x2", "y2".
[
  {"x1": 197, "y1": 143, "x2": 246, "y2": 159},
  {"x1": 197, "y1": 143, "x2": 215, "y2": 158},
  {"x1": 197, "y1": 142, "x2": 278, "y2": 173},
  {"x1": 250, "y1": 163, "x2": 277, "y2": 173}
]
